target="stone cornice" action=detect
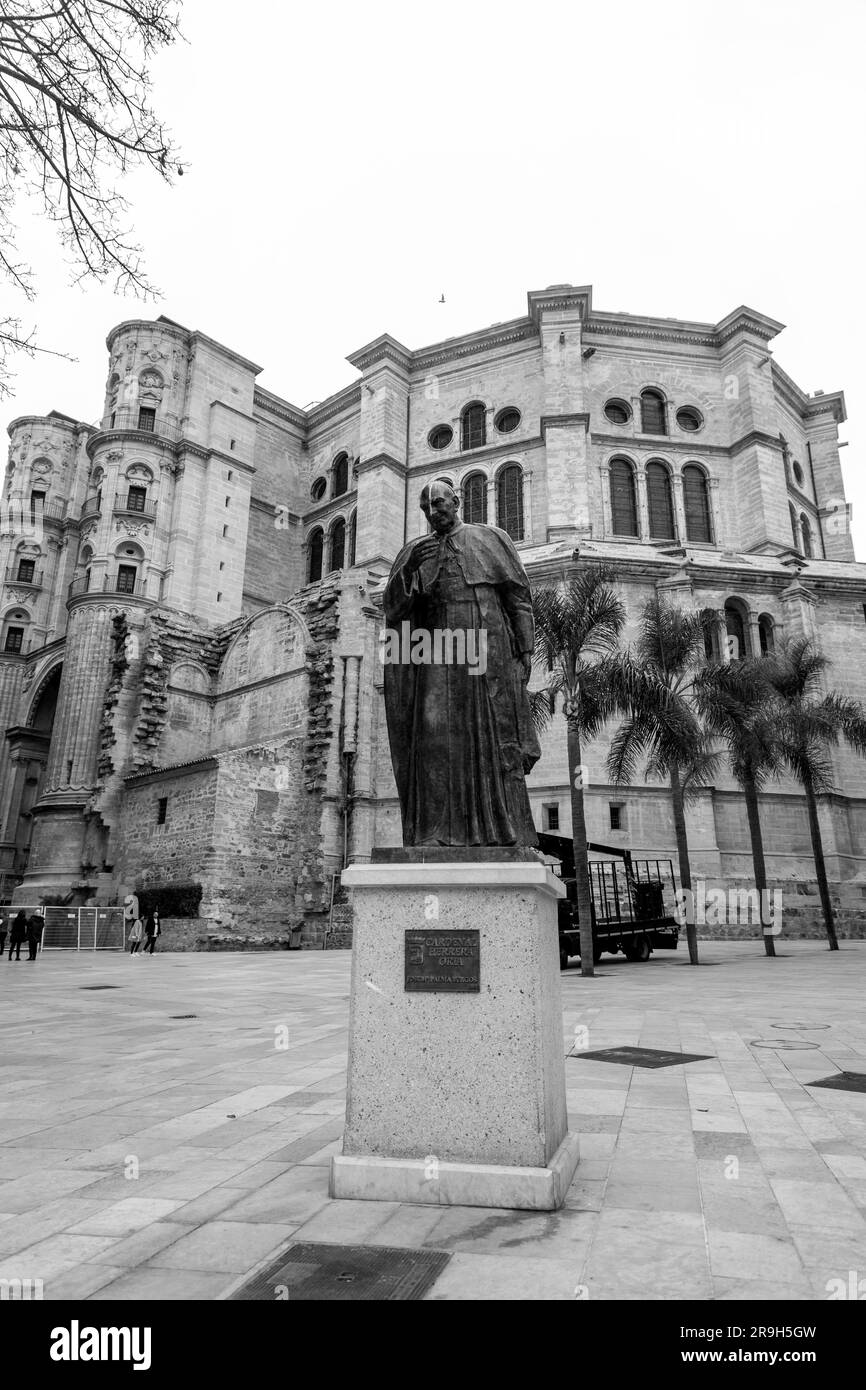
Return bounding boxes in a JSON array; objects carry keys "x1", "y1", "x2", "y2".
[
  {"x1": 728, "y1": 430, "x2": 785, "y2": 458},
  {"x1": 541, "y1": 414, "x2": 590, "y2": 438},
  {"x1": 306, "y1": 383, "x2": 362, "y2": 430},
  {"x1": 354, "y1": 453, "x2": 406, "y2": 480},
  {"x1": 346, "y1": 334, "x2": 413, "y2": 374},
  {"x1": 585, "y1": 314, "x2": 717, "y2": 349},
  {"x1": 527, "y1": 285, "x2": 592, "y2": 325},
  {"x1": 8, "y1": 413, "x2": 94, "y2": 437},
  {"x1": 107, "y1": 317, "x2": 190, "y2": 352},
  {"x1": 413, "y1": 320, "x2": 537, "y2": 373},
  {"x1": 714, "y1": 305, "x2": 786, "y2": 344},
  {"x1": 252, "y1": 389, "x2": 307, "y2": 430},
  {"x1": 804, "y1": 391, "x2": 846, "y2": 425},
  {"x1": 408, "y1": 436, "x2": 544, "y2": 476},
  {"x1": 123, "y1": 755, "x2": 218, "y2": 786}
]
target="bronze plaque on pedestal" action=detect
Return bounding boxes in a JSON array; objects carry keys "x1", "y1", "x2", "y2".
[{"x1": 404, "y1": 929, "x2": 480, "y2": 993}]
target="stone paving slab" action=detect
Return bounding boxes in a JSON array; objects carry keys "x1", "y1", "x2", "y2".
[{"x1": 1, "y1": 941, "x2": 866, "y2": 1301}]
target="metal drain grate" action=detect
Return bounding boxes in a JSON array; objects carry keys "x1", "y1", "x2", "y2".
[
  {"x1": 808, "y1": 1072, "x2": 866, "y2": 1094},
  {"x1": 79, "y1": 985, "x2": 120, "y2": 990},
  {"x1": 169, "y1": 1014, "x2": 198, "y2": 1019},
  {"x1": 231, "y1": 1241, "x2": 451, "y2": 1301},
  {"x1": 574, "y1": 1046, "x2": 713, "y2": 1069}
]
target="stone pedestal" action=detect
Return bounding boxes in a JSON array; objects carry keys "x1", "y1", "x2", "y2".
[{"x1": 330, "y1": 861, "x2": 579, "y2": 1211}]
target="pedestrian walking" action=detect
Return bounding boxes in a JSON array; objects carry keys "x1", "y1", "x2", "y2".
[
  {"x1": 128, "y1": 917, "x2": 143, "y2": 955},
  {"x1": 9, "y1": 910, "x2": 27, "y2": 961},
  {"x1": 142, "y1": 911, "x2": 161, "y2": 955},
  {"x1": 0, "y1": 911, "x2": 7, "y2": 957},
  {"x1": 26, "y1": 911, "x2": 44, "y2": 962}
]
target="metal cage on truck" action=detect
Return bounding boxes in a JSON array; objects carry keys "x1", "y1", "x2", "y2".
[{"x1": 535, "y1": 833, "x2": 680, "y2": 967}]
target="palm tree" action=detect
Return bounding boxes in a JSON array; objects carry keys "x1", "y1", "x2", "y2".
[
  {"x1": 764, "y1": 638, "x2": 866, "y2": 950},
  {"x1": 694, "y1": 658, "x2": 781, "y2": 958},
  {"x1": 531, "y1": 565, "x2": 627, "y2": 978},
  {"x1": 605, "y1": 596, "x2": 710, "y2": 965}
]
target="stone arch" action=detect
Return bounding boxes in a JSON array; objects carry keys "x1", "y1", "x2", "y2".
[
  {"x1": 124, "y1": 462, "x2": 155, "y2": 483},
  {"x1": 26, "y1": 661, "x2": 63, "y2": 729},
  {"x1": 217, "y1": 604, "x2": 310, "y2": 695},
  {"x1": 168, "y1": 660, "x2": 211, "y2": 694}
]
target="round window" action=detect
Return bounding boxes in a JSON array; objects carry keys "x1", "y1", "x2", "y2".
[
  {"x1": 494, "y1": 408, "x2": 521, "y2": 434},
  {"x1": 604, "y1": 399, "x2": 631, "y2": 426},
  {"x1": 428, "y1": 425, "x2": 453, "y2": 450},
  {"x1": 676, "y1": 407, "x2": 703, "y2": 432},
  {"x1": 310, "y1": 477, "x2": 327, "y2": 502}
]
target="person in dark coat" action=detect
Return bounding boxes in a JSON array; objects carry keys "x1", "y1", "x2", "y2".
[
  {"x1": 0, "y1": 911, "x2": 7, "y2": 957},
  {"x1": 26, "y1": 911, "x2": 44, "y2": 961},
  {"x1": 142, "y1": 911, "x2": 160, "y2": 955},
  {"x1": 9, "y1": 910, "x2": 27, "y2": 960}
]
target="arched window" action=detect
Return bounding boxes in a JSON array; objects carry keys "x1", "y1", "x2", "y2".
[
  {"x1": 496, "y1": 465, "x2": 524, "y2": 541},
  {"x1": 329, "y1": 518, "x2": 346, "y2": 572},
  {"x1": 461, "y1": 402, "x2": 486, "y2": 451},
  {"x1": 640, "y1": 389, "x2": 667, "y2": 435},
  {"x1": 701, "y1": 609, "x2": 721, "y2": 663},
  {"x1": 462, "y1": 472, "x2": 487, "y2": 524},
  {"x1": 789, "y1": 503, "x2": 799, "y2": 549},
  {"x1": 758, "y1": 614, "x2": 775, "y2": 656},
  {"x1": 308, "y1": 528, "x2": 324, "y2": 583},
  {"x1": 609, "y1": 458, "x2": 638, "y2": 537},
  {"x1": 3, "y1": 608, "x2": 30, "y2": 654},
  {"x1": 646, "y1": 461, "x2": 676, "y2": 540},
  {"x1": 682, "y1": 465, "x2": 712, "y2": 543},
  {"x1": 348, "y1": 511, "x2": 357, "y2": 567},
  {"x1": 724, "y1": 600, "x2": 749, "y2": 661},
  {"x1": 800, "y1": 513, "x2": 813, "y2": 558},
  {"x1": 332, "y1": 453, "x2": 349, "y2": 498}
]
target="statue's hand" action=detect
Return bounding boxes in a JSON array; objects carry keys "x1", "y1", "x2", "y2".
[{"x1": 409, "y1": 537, "x2": 439, "y2": 572}]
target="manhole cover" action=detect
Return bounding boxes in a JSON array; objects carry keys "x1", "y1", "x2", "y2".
[
  {"x1": 750, "y1": 1039, "x2": 819, "y2": 1050},
  {"x1": 808, "y1": 1072, "x2": 866, "y2": 1094},
  {"x1": 79, "y1": 985, "x2": 120, "y2": 990},
  {"x1": 771, "y1": 1023, "x2": 830, "y2": 1030},
  {"x1": 231, "y1": 1242, "x2": 450, "y2": 1301},
  {"x1": 169, "y1": 1014, "x2": 198, "y2": 1020},
  {"x1": 574, "y1": 1046, "x2": 713, "y2": 1069}
]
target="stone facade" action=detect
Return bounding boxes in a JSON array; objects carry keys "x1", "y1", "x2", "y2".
[{"x1": 1, "y1": 287, "x2": 864, "y2": 944}]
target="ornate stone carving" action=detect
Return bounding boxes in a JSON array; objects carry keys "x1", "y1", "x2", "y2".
[
  {"x1": 106, "y1": 449, "x2": 124, "y2": 463},
  {"x1": 31, "y1": 459, "x2": 52, "y2": 475},
  {"x1": 114, "y1": 521, "x2": 151, "y2": 539}
]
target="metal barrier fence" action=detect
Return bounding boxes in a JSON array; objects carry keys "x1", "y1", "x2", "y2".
[{"x1": 3, "y1": 906, "x2": 125, "y2": 951}]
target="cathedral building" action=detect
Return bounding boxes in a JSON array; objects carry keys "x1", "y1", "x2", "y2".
[{"x1": 1, "y1": 284, "x2": 864, "y2": 940}]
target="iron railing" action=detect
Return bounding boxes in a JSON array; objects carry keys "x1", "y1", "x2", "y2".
[
  {"x1": 113, "y1": 493, "x2": 157, "y2": 518},
  {"x1": 100, "y1": 408, "x2": 181, "y2": 443},
  {"x1": 5, "y1": 567, "x2": 43, "y2": 587}
]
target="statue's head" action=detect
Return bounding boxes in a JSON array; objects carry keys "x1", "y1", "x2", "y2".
[{"x1": 420, "y1": 479, "x2": 459, "y2": 534}]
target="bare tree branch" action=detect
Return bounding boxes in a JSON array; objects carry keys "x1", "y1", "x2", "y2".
[{"x1": 0, "y1": 0, "x2": 184, "y2": 389}]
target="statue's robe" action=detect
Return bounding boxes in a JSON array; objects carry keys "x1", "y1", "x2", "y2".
[{"x1": 383, "y1": 521, "x2": 540, "y2": 847}]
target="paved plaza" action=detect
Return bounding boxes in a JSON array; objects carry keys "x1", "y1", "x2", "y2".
[{"x1": 1, "y1": 940, "x2": 865, "y2": 1301}]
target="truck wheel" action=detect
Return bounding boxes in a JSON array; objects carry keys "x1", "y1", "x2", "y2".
[
  {"x1": 622, "y1": 943, "x2": 639, "y2": 962},
  {"x1": 634, "y1": 935, "x2": 651, "y2": 962},
  {"x1": 560, "y1": 947, "x2": 569, "y2": 970}
]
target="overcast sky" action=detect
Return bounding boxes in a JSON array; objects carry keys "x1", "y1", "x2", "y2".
[{"x1": 6, "y1": 0, "x2": 865, "y2": 554}]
